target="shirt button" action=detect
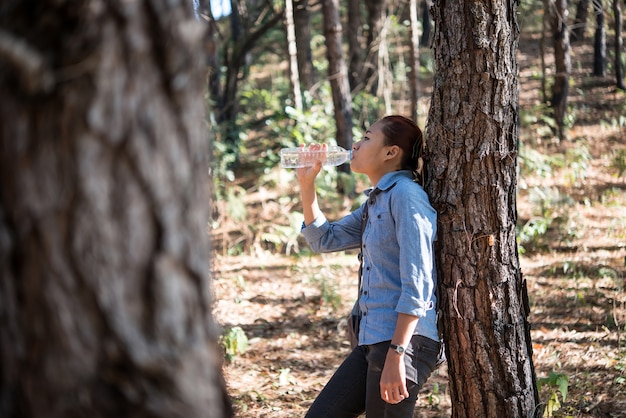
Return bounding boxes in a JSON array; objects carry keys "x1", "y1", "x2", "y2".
[
  {"x1": 363, "y1": 311, "x2": 367, "y2": 316},
  {"x1": 377, "y1": 214, "x2": 381, "y2": 219},
  {"x1": 366, "y1": 266, "x2": 370, "y2": 271},
  {"x1": 363, "y1": 290, "x2": 368, "y2": 295}
]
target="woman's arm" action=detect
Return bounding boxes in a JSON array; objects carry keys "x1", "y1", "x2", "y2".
[
  {"x1": 296, "y1": 145, "x2": 325, "y2": 226},
  {"x1": 379, "y1": 313, "x2": 419, "y2": 404}
]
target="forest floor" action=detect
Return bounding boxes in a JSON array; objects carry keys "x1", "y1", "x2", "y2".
[{"x1": 211, "y1": 27, "x2": 626, "y2": 418}]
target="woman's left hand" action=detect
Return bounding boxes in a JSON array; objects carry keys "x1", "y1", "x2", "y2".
[{"x1": 380, "y1": 352, "x2": 408, "y2": 404}]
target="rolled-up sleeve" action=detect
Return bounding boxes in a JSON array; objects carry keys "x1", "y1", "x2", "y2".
[
  {"x1": 393, "y1": 187, "x2": 437, "y2": 318},
  {"x1": 301, "y1": 209, "x2": 363, "y2": 253}
]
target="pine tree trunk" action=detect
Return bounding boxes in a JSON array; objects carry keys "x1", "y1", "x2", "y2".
[
  {"x1": 614, "y1": 0, "x2": 626, "y2": 90},
  {"x1": 347, "y1": 0, "x2": 364, "y2": 91},
  {"x1": 321, "y1": 0, "x2": 353, "y2": 181},
  {"x1": 409, "y1": 0, "x2": 421, "y2": 120},
  {"x1": 593, "y1": 0, "x2": 606, "y2": 77},
  {"x1": 0, "y1": 2, "x2": 230, "y2": 417},
  {"x1": 294, "y1": 0, "x2": 315, "y2": 91},
  {"x1": 364, "y1": 0, "x2": 388, "y2": 93},
  {"x1": 425, "y1": 0, "x2": 539, "y2": 416},
  {"x1": 572, "y1": 0, "x2": 591, "y2": 42},
  {"x1": 551, "y1": 0, "x2": 571, "y2": 141},
  {"x1": 286, "y1": 0, "x2": 303, "y2": 110}
]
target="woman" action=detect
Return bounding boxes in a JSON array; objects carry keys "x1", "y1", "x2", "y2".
[{"x1": 298, "y1": 115, "x2": 441, "y2": 418}]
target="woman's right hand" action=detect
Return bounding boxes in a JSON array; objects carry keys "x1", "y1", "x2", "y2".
[{"x1": 296, "y1": 143, "x2": 326, "y2": 186}]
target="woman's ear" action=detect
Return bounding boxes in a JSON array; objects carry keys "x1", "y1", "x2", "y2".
[{"x1": 385, "y1": 145, "x2": 401, "y2": 159}]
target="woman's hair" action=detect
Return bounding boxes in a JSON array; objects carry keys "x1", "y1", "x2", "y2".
[{"x1": 378, "y1": 115, "x2": 425, "y2": 185}]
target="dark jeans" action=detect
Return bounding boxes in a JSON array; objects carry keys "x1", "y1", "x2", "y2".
[{"x1": 304, "y1": 335, "x2": 441, "y2": 418}]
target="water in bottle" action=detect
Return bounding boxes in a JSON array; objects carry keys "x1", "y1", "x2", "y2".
[{"x1": 280, "y1": 145, "x2": 352, "y2": 168}]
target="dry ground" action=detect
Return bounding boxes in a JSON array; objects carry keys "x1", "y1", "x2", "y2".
[{"x1": 211, "y1": 22, "x2": 626, "y2": 418}]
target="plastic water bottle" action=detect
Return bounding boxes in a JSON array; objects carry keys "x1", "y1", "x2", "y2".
[{"x1": 280, "y1": 145, "x2": 352, "y2": 168}]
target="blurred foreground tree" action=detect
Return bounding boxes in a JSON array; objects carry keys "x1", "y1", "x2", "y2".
[
  {"x1": 426, "y1": 0, "x2": 540, "y2": 416},
  {"x1": 0, "y1": 1, "x2": 231, "y2": 417}
]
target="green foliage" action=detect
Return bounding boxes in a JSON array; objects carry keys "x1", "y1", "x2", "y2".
[
  {"x1": 610, "y1": 149, "x2": 626, "y2": 178},
  {"x1": 538, "y1": 371, "x2": 569, "y2": 417},
  {"x1": 563, "y1": 141, "x2": 591, "y2": 187},
  {"x1": 221, "y1": 326, "x2": 249, "y2": 363}
]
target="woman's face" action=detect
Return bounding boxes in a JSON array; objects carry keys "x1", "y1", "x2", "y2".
[{"x1": 350, "y1": 120, "x2": 391, "y2": 178}]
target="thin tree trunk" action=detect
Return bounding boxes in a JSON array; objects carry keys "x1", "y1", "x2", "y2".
[
  {"x1": 540, "y1": 0, "x2": 549, "y2": 104},
  {"x1": 572, "y1": 0, "x2": 591, "y2": 41},
  {"x1": 286, "y1": 0, "x2": 303, "y2": 110},
  {"x1": 364, "y1": 0, "x2": 387, "y2": 94},
  {"x1": 0, "y1": 2, "x2": 231, "y2": 417},
  {"x1": 421, "y1": 0, "x2": 433, "y2": 47},
  {"x1": 347, "y1": 0, "x2": 364, "y2": 91},
  {"x1": 409, "y1": 0, "x2": 421, "y2": 120},
  {"x1": 294, "y1": 0, "x2": 314, "y2": 92},
  {"x1": 593, "y1": 0, "x2": 606, "y2": 76},
  {"x1": 614, "y1": 0, "x2": 625, "y2": 90},
  {"x1": 321, "y1": 0, "x2": 354, "y2": 184},
  {"x1": 551, "y1": 0, "x2": 571, "y2": 141},
  {"x1": 426, "y1": 0, "x2": 539, "y2": 416}
]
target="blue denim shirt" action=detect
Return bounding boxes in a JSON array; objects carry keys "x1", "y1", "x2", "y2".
[{"x1": 301, "y1": 170, "x2": 439, "y2": 344}]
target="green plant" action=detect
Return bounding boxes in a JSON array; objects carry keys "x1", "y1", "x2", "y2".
[
  {"x1": 538, "y1": 371, "x2": 569, "y2": 417},
  {"x1": 564, "y1": 141, "x2": 591, "y2": 186},
  {"x1": 221, "y1": 326, "x2": 249, "y2": 363},
  {"x1": 610, "y1": 149, "x2": 626, "y2": 178}
]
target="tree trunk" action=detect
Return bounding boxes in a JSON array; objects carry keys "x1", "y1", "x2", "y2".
[
  {"x1": 551, "y1": 0, "x2": 571, "y2": 141},
  {"x1": 426, "y1": 0, "x2": 539, "y2": 417},
  {"x1": 421, "y1": 0, "x2": 433, "y2": 47},
  {"x1": 364, "y1": 0, "x2": 388, "y2": 93},
  {"x1": 286, "y1": 0, "x2": 303, "y2": 110},
  {"x1": 540, "y1": 0, "x2": 549, "y2": 104},
  {"x1": 347, "y1": 0, "x2": 364, "y2": 91},
  {"x1": 593, "y1": 0, "x2": 606, "y2": 77},
  {"x1": 321, "y1": 0, "x2": 354, "y2": 182},
  {"x1": 0, "y1": 2, "x2": 231, "y2": 418},
  {"x1": 409, "y1": 0, "x2": 421, "y2": 120},
  {"x1": 572, "y1": 0, "x2": 591, "y2": 41},
  {"x1": 294, "y1": 0, "x2": 315, "y2": 91},
  {"x1": 614, "y1": 0, "x2": 626, "y2": 90}
]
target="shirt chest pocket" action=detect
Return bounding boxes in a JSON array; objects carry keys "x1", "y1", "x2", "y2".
[{"x1": 365, "y1": 209, "x2": 396, "y2": 247}]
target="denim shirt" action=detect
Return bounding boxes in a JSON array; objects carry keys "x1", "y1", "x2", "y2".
[{"x1": 301, "y1": 170, "x2": 439, "y2": 344}]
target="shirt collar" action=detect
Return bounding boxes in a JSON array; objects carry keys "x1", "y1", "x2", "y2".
[{"x1": 365, "y1": 170, "x2": 412, "y2": 196}]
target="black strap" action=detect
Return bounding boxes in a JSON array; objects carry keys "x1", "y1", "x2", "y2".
[{"x1": 356, "y1": 188, "x2": 383, "y2": 308}]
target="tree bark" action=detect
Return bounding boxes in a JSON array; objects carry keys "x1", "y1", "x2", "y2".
[
  {"x1": 0, "y1": 2, "x2": 231, "y2": 417},
  {"x1": 572, "y1": 0, "x2": 591, "y2": 41},
  {"x1": 286, "y1": 0, "x2": 303, "y2": 110},
  {"x1": 593, "y1": 0, "x2": 606, "y2": 77},
  {"x1": 425, "y1": 0, "x2": 539, "y2": 417},
  {"x1": 347, "y1": 0, "x2": 364, "y2": 91},
  {"x1": 409, "y1": 0, "x2": 421, "y2": 120},
  {"x1": 551, "y1": 0, "x2": 571, "y2": 141},
  {"x1": 364, "y1": 0, "x2": 388, "y2": 93},
  {"x1": 614, "y1": 0, "x2": 626, "y2": 90},
  {"x1": 421, "y1": 0, "x2": 433, "y2": 47},
  {"x1": 294, "y1": 0, "x2": 315, "y2": 91},
  {"x1": 321, "y1": 0, "x2": 354, "y2": 182}
]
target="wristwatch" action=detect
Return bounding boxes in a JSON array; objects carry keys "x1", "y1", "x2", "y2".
[{"x1": 389, "y1": 343, "x2": 405, "y2": 355}]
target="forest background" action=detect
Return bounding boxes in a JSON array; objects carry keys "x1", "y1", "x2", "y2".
[{"x1": 204, "y1": 0, "x2": 626, "y2": 417}]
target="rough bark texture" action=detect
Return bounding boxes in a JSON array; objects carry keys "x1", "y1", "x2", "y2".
[
  {"x1": 321, "y1": 0, "x2": 353, "y2": 178},
  {"x1": 0, "y1": 1, "x2": 230, "y2": 417},
  {"x1": 425, "y1": 0, "x2": 539, "y2": 417}
]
